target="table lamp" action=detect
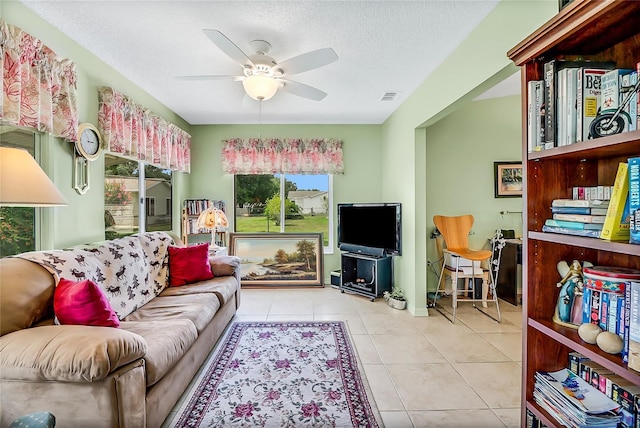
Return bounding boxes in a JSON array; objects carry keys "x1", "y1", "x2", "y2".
[
  {"x1": 196, "y1": 206, "x2": 228, "y2": 248},
  {"x1": 0, "y1": 147, "x2": 68, "y2": 206}
]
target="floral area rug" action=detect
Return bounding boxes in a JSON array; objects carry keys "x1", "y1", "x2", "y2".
[{"x1": 170, "y1": 321, "x2": 381, "y2": 427}]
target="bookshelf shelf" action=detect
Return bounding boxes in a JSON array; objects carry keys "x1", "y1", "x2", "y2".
[
  {"x1": 528, "y1": 131, "x2": 640, "y2": 161},
  {"x1": 508, "y1": 1, "x2": 640, "y2": 426},
  {"x1": 529, "y1": 232, "x2": 640, "y2": 256},
  {"x1": 529, "y1": 318, "x2": 640, "y2": 385}
]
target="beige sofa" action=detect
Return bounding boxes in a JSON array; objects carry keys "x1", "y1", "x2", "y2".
[{"x1": 0, "y1": 232, "x2": 241, "y2": 428}]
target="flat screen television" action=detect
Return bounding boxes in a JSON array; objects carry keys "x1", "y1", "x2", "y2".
[{"x1": 337, "y1": 203, "x2": 402, "y2": 256}]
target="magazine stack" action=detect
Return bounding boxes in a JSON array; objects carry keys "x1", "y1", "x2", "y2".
[{"x1": 534, "y1": 369, "x2": 621, "y2": 428}]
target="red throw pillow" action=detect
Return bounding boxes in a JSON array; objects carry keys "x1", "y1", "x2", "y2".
[
  {"x1": 54, "y1": 278, "x2": 120, "y2": 327},
  {"x1": 168, "y1": 243, "x2": 214, "y2": 286}
]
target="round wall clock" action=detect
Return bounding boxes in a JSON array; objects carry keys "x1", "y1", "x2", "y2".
[{"x1": 76, "y1": 123, "x2": 102, "y2": 161}]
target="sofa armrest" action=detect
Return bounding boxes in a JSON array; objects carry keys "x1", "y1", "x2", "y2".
[
  {"x1": 209, "y1": 255, "x2": 240, "y2": 277},
  {"x1": 0, "y1": 325, "x2": 147, "y2": 383}
]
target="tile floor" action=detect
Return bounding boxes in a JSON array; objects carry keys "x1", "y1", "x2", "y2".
[{"x1": 163, "y1": 286, "x2": 523, "y2": 428}]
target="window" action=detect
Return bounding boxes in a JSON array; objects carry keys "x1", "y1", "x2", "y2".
[
  {"x1": 234, "y1": 174, "x2": 332, "y2": 250},
  {"x1": 105, "y1": 155, "x2": 172, "y2": 239},
  {"x1": 146, "y1": 197, "x2": 156, "y2": 216},
  {"x1": 0, "y1": 128, "x2": 37, "y2": 257}
]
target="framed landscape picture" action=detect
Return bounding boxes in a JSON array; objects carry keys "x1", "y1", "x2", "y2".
[
  {"x1": 229, "y1": 233, "x2": 324, "y2": 287},
  {"x1": 494, "y1": 161, "x2": 523, "y2": 198}
]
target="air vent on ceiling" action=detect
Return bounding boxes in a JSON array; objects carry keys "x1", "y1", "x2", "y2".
[{"x1": 380, "y1": 92, "x2": 398, "y2": 101}]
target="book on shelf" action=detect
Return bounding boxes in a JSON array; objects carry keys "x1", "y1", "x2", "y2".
[
  {"x1": 628, "y1": 281, "x2": 640, "y2": 373},
  {"x1": 527, "y1": 80, "x2": 545, "y2": 152},
  {"x1": 552, "y1": 199, "x2": 610, "y2": 208},
  {"x1": 542, "y1": 225, "x2": 601, "y2": 238},
  {"x1": 600, "y1": 162, "x2": 631, "y2": 241},
  {"x1": 551, "y1": 206, "x2": 608, "y2": 215},
  {"x1": 598, "y1": 69, "x2": 634, "y2": 136},
  {"x1": 629, "y1": 157, "x2": 640, "y2": 245},
  {"x1": 552, "y1": 213, "x2": 606, "y2": 223},
  {"x1": 534, "y1": 369, "x2": 621, "y2": 428},
  {"x1": 544, "y1": 219, "x2": 603, "y2": 230},
  {"x1": 573, "y1": 185, "x2": 612, "y2": 201},
  {"x1": 622, "y1": 71, "x2": 638, "y2": 132},
  {"x1": 576, "y1": 68, "x2": 609, "y2": 142}
]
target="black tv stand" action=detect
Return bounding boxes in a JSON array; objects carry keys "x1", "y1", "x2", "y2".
[{"x1": 340, "y1": 252, "x2": 392, "y2": 301}]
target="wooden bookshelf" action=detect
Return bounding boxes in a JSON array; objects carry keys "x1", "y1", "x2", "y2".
[{"x1": 507, "y1": 1, "x2": 640, "y2": 426}]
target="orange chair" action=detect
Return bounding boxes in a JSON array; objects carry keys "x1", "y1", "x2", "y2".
[{"x1": 431, "y1": 214, "x2": 501, "y2": 323}]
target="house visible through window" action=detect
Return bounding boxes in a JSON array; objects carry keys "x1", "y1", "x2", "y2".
[
  {"x1": 0, "y1": 128, "x2": 37, "y2": 257},
  {"x1": 146, "y1": 197, "x2": 156, "y2": 217},
  {"x1": 104, "y1": 154, "x2": 172, "y2": 239},
  {"x1": 234, "y1": 174, "x2": 332, "y2": 250}
]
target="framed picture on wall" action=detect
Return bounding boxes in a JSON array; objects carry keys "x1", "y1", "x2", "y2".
[
  {"x1": 494, "y1": 161, "x2": 523, "y2": 198},
  {"x1": 229, "y1": 233, "x2": 324, "y2": 287}
]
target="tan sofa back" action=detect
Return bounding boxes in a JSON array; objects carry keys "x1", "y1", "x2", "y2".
[{"x1": 0, "y1": 258, "x2": 55, "y2": 336}]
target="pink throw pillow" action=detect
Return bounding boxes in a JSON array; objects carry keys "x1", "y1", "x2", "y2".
[
  {"x1": 168, "y1": 243, "x2": 214, "y2": 286},
  {"x1": 54, "y1": 278, "x2": 120, "y2": 327}
]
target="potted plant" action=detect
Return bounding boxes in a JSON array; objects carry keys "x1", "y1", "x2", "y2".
[{"x1": 383, "y1": 287, "x2": 406, "y2": 310}]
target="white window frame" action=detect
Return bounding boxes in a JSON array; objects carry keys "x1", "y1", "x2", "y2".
[
  {"x1": 275, "y1": 174, "x2": 334, "y2": 254},
  {"x1": 105, "y1": 156, "x2": 173, "y2": 235}
]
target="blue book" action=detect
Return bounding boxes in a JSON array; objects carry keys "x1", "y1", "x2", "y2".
[
  {"x1": 551, "y1": 206, "x2": 608, "y2": 215},
  {"x1": 582, "y1": 287, "x2": 592, "y2": 324},
  {"x1": 545, "y1": 219, "x2": 603, "y2": 230}
]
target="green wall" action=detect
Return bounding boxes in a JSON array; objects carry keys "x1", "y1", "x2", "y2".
[
  {"x1": 380, "y1": 0, "x2": 556, "y2": 315},
  {"x1": 3, "y1": 2, "x2": 192, "y2": 249},
  {"x1": 188, "y1": 124, "x2": 383, "y2": 278},
  {"x1": 425, "y1": 95, "x2": 524, "y2": 291}
]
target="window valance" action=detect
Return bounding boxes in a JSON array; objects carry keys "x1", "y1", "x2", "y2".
[
  {"x1": 0, "y1": 20, "x2": 78, "y2": 141},
  {"x1": 98, "y1": 87, "x2": 190, "y2": 173},
  {"x1": 222, "y1": 138, "x2": 344, "y2": 175}
]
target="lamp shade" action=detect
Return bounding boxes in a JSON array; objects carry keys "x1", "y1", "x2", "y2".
[
  {"x1": 0, "y1": 147, "x2": 68, "y2": 206},
  {"x1": 242, "y1": 74, "x2": 279, "y2": 101}
]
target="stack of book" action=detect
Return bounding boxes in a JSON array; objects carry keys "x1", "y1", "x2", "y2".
[
  {"x1": 543, "y1": 199, "x2": 610, "y2": 238},
  {"x1": 534, "y1": 369, "x2": 621, "y2": 428}
]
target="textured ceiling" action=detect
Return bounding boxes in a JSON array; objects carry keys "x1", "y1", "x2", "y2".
[{"x1": 19, "y1": 0, "x2": 505, "y2": 125}]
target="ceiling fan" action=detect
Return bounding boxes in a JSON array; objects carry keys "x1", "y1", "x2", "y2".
[{"x1": 177, "y1": 30, "x2": 338, "y2": 102}]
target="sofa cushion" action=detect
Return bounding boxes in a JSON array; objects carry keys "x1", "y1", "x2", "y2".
[
  {"x1": 0, "y1": 325, "x2": 146, "y2": 382},
  {"x1": 123, "y1": 294, "x2": 220, "y2": 333},
  {"x1": 120, "y1": 320, "x2": 197, "y2": 387},
  {"x1": 54, "y1": 278, "x2": 120, "y2": 328},
  {"x1": 160, "y1": 276, "x2": 239, "y2": 306},
  {"x1": 168, "y1": 244, "x2": 213, "y2": 286},
  {"x1": 0, "y1": 258, "x2": 55, "y2": 336},
  {"x1": 209, "y1": 255, "x2": 240, "y2": 277}
]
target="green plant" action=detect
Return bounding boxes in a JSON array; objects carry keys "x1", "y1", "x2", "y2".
[{"x1": 383, "y1": 287, "x2": 405, "y2": 301}]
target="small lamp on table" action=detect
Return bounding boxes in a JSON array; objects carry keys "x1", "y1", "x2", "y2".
[{"x1": 196, "y1": 206, "x2": 228, "y2": 249}]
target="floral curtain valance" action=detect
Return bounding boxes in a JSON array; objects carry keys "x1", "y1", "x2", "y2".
[
  {"x1": 0, "y1": 20, "x2": 78, "y2": 140},
  {"x1": 222, "y1": 138, "x2": 344, "y2": 175},
  {"x1": 98, "y1": 87, "x2": 191, "y2": 173}
]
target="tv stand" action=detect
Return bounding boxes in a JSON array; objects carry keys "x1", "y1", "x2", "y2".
[{"x1": 340, "y1": 252, "x2": 392, "y2": 301}]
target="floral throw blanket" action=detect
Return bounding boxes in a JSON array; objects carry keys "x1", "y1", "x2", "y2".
[{"x1": 16, "y1": 232, "x2": 173, "y2": 319}]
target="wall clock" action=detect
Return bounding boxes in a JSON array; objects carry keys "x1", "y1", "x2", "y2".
[
  {"x1": 76, "y1": 123, "x2": 102, "y2": 161},
  {"x1": 73, "y1": 123, "x2": 103, "y2": 195}
]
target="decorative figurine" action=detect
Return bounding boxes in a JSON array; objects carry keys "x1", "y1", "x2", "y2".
[{"x1": 552, "y1": 260, "x2": 593, "y2": 329}]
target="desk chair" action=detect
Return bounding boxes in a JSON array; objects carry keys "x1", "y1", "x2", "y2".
[{"x1": 431, "y1": 215, "x2": 502, "y2": 323}]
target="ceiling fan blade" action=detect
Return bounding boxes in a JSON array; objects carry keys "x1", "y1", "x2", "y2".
[
  {"x1": 277, "y1": 48, "x2": 338, "y2": 75},
  {"x1": 203, "y1": 29, "x2": 254, "y2": 68},
  {"x1": 279, "y1": 79, "x2": 327, "y2": 101},
  {"x1": 175, "y1": 75, "x2": 243, "y2": 81}
]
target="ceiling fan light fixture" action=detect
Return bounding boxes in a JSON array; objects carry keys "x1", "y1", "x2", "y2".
[{"x1": 242, "y1": 74, "x2": 278, "y2": 101}]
